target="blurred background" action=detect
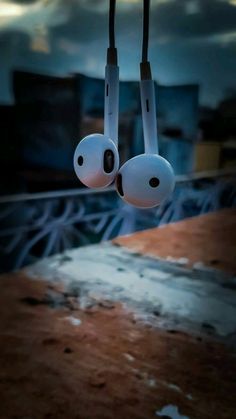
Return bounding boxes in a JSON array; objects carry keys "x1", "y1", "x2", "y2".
[{"x1": 0, "y1": 0, "x2": 236, "y2": 272}]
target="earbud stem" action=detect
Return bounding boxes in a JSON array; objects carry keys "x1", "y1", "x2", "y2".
[
  {"x1": 140, "y1": 64, "x2": 159, "y2": 154},
  {"x1": 104, "y1": 61, "x2": 119, "y2": 146}
]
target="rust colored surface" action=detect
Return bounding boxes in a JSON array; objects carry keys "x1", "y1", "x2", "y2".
[
  {"x1": 1, "y1": 210, "x2": 236, "y2": 418},
  {"x1": 0, "y1": 273, "x2": 236, "y2": 419},
  {"x1": 114, "y1": 209, "x2": 236, "y2": 274}
]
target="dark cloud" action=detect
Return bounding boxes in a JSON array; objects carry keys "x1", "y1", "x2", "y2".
[
  {"x1": 0, "y1": 0, "x2": 236, "y2": 105},
  {"x1": 0, "y1": 30, "x2": 30, "y2": 48},
  {"x1": 3, "y1": 0, "x2": 236, "y2": 43},
  {"x1": 150, "y1": 0, "x2": 236, "y2": 41},
  {"x1": 51, "y1": 4, "x2": 108, "y2": 44},
  {"x1": 51, "y1": 0, "x2": 236, "y2": 43},
  {"x1": 7, "y1": 0, "x2": 38, "y2": 3},
  {"x1": 150, "y1": 37, "x2": 236, "y2": 105}
]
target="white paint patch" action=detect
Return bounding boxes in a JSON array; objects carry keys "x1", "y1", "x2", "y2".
[
  {"x1": 25, "y1": 242, "x2": 236, "y2": 337},
  {"x1": 166, "y1": 383, "x2": 194, "y2": 401},
  {"x1": 166, "y1": 256, "x2": 177, "y2": 263},
  {"x1": 177, "y1": 257, "x2": 189, "y2": 265},
  {"x1": 168, "y1": 383, "x2": 182, "y2": 393},
  {"x1": 123, "y1": 353, "x2": 135, "y2": 362},
  {"x1": 155, "y1": 405, "x2": 190, "y2": 419},
  {"x1": 193, "y1": 261, "x2": 205, "y2": 270},
  {"x1": 147, "y1": 378, "x2": 156, "y2": 388},
  {"x1": 131, "y1": 368, "x2": 157, "y2": 388},
  {"x1": 166, "y1": 256, "x2": 189, "y2": 266},
  {"x1": 65, "y1": 316, "x2": 81, "y2": 326}
]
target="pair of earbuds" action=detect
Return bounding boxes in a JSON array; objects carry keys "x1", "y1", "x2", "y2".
[{"x1": 73, "y1": 0, "x2": 175, "y2": 209}]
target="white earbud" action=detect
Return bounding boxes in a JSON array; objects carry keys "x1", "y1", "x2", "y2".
[
  {"x1": 116, "y1": 64, "x2": 175, "y2": 208},
  {"x1": 74, "y1": 63, "x2": 119, "y2": 188},
  {"x1": 73, "y1": 1, "x2": 119, "y2": 188},
  {"x1": 115, "y1": 0, "x2": 175, "y2": 208}
]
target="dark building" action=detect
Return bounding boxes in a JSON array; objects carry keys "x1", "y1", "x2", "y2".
[{"x1": 0, "y1": 70, "x2": 199, "y2": 193}]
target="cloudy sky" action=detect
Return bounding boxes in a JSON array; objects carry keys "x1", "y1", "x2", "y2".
[{"x1": 0, "y1": 0, "x2": 236, "y2": 106}]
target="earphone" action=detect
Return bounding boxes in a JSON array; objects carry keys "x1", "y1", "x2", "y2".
[
  {"x1": 73, "y1": 0, "x2": 119, "y2": 188},
  {"x1": 115, "y1": 0, "x2": 175, "y2": 208}
]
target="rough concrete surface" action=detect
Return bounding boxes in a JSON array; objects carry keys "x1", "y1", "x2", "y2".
[
  {"x1": 114, "y1": 209, "x2": 236, "y2": 275},
  {"x1": 26, "y1": 242, "x2": 236, "y2": 337},
  {"x1": 0, "y1": 273, "x2": 236, "y2": 419},
  {"x1": 0, "y1": 210, "x2": 236, "y2": 419}
]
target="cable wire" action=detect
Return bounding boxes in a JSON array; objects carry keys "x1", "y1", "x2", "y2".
[
  {"x1": 142, "y1": 0, "x2": 150, "y2": 63},
  {"x1": 109, "y1": 0, "x2": 116, "y2": 49}
]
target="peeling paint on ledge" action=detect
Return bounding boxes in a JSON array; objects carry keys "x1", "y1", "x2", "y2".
[{"x1": 25, "y1": 242, "x2": 236, "y2": 338}]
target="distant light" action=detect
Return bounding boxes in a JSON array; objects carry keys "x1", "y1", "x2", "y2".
[
  {"x1": 185, "y1": 0, "x2": 200, "y2": 15},
  {"x1": 31, "y1": 35, "x2": 50, "y2": 54},
  {"x1": 208, "y1": 31, "x2": 236, "y2": 46},
  {"x1": 0, "y1": 2, "x2": 24, "y2": 17},
  {"x1": 229, "y1": 0, "x2": 236, "y2": 5}
]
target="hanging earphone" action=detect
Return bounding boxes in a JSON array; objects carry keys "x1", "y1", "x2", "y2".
[
  {"x1": 73, "y1": 0, "x2": 119, "y2": 188},
  {"x1": 115, "y1": 0, "x2": 175, "y2": 208}
]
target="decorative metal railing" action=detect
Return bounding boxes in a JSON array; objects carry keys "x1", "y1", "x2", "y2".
[{"x1": 0, "y1": 168, "x2": 236, "y2": 272}]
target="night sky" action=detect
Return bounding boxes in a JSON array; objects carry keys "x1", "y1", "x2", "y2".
[{"x1": 0, "y1": 0, "x2": 236, "y2": 106}]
